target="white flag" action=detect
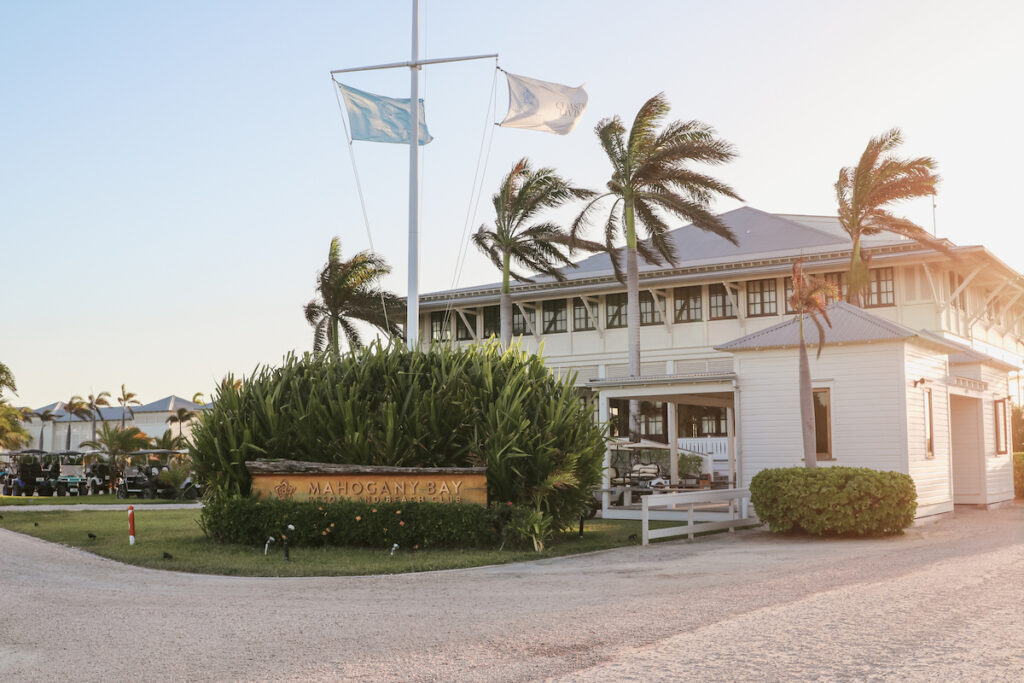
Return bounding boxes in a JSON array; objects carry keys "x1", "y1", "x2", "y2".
[{"x1": 499, "y1": 72, "x2": 588, "y2": 135}]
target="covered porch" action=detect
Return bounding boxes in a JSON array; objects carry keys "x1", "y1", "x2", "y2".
[{"x1": 589, "y1": 374, "x2": 753, "y2": 524}]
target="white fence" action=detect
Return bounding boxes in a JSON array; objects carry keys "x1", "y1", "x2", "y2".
[
  {"x1": 641, "y1": 488, "x2": 757, "y2": 545},
  {"x1": 678, "y1": 437, "x2": 729, "y2": 477}
]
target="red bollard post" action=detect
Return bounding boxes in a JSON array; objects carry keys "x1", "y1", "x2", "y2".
[{"x1": 128, "y1": 505, "x2": 136, "y2": 546}]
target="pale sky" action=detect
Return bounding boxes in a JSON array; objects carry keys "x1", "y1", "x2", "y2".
[{"x1": 3, "y1": 0, "x2": 1024, "y2": 409}]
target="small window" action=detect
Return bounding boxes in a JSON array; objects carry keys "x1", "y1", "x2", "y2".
[
  {"x1": 924, "y1": 388, "x2": 934, "y2": 457},
  {"x1": 673, "y1": 286, "x2": 702, "y2": 322},
  {"x1": 746, "y1": 278, "x2": 777, "y2": 317},
  {"x1": 995, "y1": 399, "x2": 1008, "y2": 455},
  {"x1": 814, "y1": 388, "x2": 832, "y2": 460},
  {"x1": 430, "y1": 311, "x2": 450, "y2": 342},
  {"x1": 639, "y1": 292, "x2": 663, "y2": 326},
  {"x1": 783, "y1": 277, "x2": 795, "y2": 314},
  {"x1": 573, "y1": 298, "x2": 596, "y2": 331},
  {"x1": 866, "y1": 268, "x2": 895, "y2": 307},
  {"x1": 606, "y1": 293, "x2": 627, "y2": 329},
  {"x1": 455, "y1": 312, "x2": 476, "y2": 341},
  {"x1": 482, "y1": 305, "x2": 500, "y2": 338},
  {"x1": 824, "y1": 272, "x2": 848, "y2": 303},
  {"x1": 708, "y1": 284, "x2": 735, "y2": 320},
  {"x1": 512, "y1": 305, "x2": 536, "y2": 336},
  {"x1": 542, "y1": 299, "x2": 567, "y2": 334}
]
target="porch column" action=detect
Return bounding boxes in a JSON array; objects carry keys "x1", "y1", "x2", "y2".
[
  {"x1": 726, "y1": 405, "x2": 736, "y2": 487},
  {"x1": 599, "y1": 394, "x2": 611, "y2": 514},
  {"x1": 667, "y1": 402, "x2": 679, "y2": 484}
]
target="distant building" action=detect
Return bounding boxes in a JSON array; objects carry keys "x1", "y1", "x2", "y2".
[
  {"x1": 20, "y1": 395, "x2": 208, "y2": 451},
  {"x1": 418, "y1": 207, "x2": 1022, "y2": 517}
]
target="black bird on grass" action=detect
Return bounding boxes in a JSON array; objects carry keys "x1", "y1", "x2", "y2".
[
  {"x1": 34, "y1": 522, "x2": 38, "y2": 527},
  {"x1": 87, "y1": 533, "x2": 96, "y2": 540},
  {"x1": 162, "y1": 552, "x2": 173, "y2": 560}
]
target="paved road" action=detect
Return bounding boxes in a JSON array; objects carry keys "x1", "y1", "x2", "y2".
[{"x1": 1, "y1": 506, "x2": 1022, "y2": 681}]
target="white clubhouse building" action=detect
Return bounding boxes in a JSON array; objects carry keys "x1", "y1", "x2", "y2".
[{"x1": 418, "y1": 207, "x2": 1021, "y2": 518}]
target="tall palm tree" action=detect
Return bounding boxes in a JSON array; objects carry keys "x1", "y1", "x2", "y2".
[
  {"x1": 117, "y1": 384, "x2": 141, "y2": 429},
  {"x1": 573, "y1": 93, "x2": 741, "y2": 438},
  {"x1": 472, "y1": 158, "x2": 598, "y2": 347},
  {"x1": 836, "y1": 128, "x2": 950, "y2": 306},
  {"x1": 303, "y1": 238, "x2": 403, "y2": 356},
  {"x1": 788, "y1": 261, "x2": 839, "y2": 468},
  {"x1": 80, "y1": 423, "x2": 153, "y2": 487},
  {"x1": 0, "y1": 361, "x2": 16, "y2": 396},
  {"x1": 166, "y1": 407, "x2": 197, "y2": 439},
  {"x1": 60, "y1": 396, "x2": 93, "y2": 450},
  {"x1": 152, "y1": 428, "x2": 187, "y2": 452},
  {"x1": 86, "y1": 391, "x2": 112, "y2": 442},
  {"x1": 23, "y1": 408, "x2": 57, "y2": 451}
]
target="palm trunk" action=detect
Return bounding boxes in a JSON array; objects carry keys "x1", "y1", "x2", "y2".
[
  {"x1": 91, "y1": 413, "x2": 97, "y2": 442},
  {"x1": 65, "y1": 419, "x2": 72, "y2": 451},
  {"x1": 798, "y1": 315, "x2": 817, "y2": 468},
  {"x1": 500, "y1": 252, "x2": 513, "y2": 348},
  {"x1": 330, "y1": 315, "x2": 340, "y2": 358},
  {"x1": 625, "y1": 199, "x2": 641, "y2": 442},
  {"x1": 848, "y1": 236, "x2": 864, "y2": 307},
  {"x1": 39, "y1": 425, "x2": 45, "y2": 451}
]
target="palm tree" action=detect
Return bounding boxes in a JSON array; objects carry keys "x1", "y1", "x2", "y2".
[
  {"x1": 0, "y1": 400, "x2": 31, "y2": 450},
  {"x1": 60, "y1": 396, "x2": 93, "y2": 450},
  {"x1": 166, "y1": 407, "x2": 197, "y2": 439},
  {"x1": 191, "y1": 392, "x2": 205, "y2": 405},
  {"x1": 303, "y1": 238, "x2": 403, "y2": 356},
  {"x1": 152, "y1": 428, "x2": 186, "y2": 452},
  {"x1": 573, "y1": 93, "x2": 741, "y2": 438},
  {"x1": 0, "y1": 361, "x2": 16, "y2": 396},
  {"x1": 86, "y1": 391, "x2": 112, "y2": 442},
  {"x1": 472, "y1": 158, "x2": 598, "y2": 347},
  {"x1": 117, "y1": 384, "x2": 141, "y2": 429},
  {"x1": 80, "y1": 423, "x2": 153, "y2": 486},
  {"x1": 788, "y1": 261, "x2": 839, "y2": 468},
  {"x1": 836, "y1": 128, "x2": 950, "y2": 306},
  {"x1": 23, "y1": 408, "x2": 57, "y2": 451}
]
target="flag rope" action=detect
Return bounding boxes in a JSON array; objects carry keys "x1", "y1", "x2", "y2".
[
  {"x1": 330, "y1": 77, "x2": 394, "y2": 337},
  {"x1": 440, "y1": 60, "x2": 500, "y2": 333}
]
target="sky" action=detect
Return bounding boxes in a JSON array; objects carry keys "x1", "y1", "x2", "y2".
[{"x1": 3, "y1": 0, "x2": 1024, "y2": 409}]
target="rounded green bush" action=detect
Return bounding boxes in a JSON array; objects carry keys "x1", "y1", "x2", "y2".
[
  {"x1": 1014, "y1": 453, "x2": 1024, "y2": 498},
  {"x1": 750, "y1": 466, "x2": 917, "y2": 536},
  {"x1": 191, "y1": 341, "x2": 605, "y2": 530}
]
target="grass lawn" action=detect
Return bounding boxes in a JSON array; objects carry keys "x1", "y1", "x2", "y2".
[
  {"x1": 0, "y1": 495, "x2": 196, "y2": 506},
  {"x1": 0, "y1": 508, "x2": 664, "y2": 577}
]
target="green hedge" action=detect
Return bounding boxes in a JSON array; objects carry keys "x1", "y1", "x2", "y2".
[
  {"x1": 1014, "y1": 453, "x2": 1024, "y2": 498},
  {"x1": 190, "y1": 342, "x2": 605, "y2": 530},
  {"x1": 199, "y1": 496, "x2": 517, "y2": 549},
  {"x1": 750, "y1": 466, "x2": 917, "y2": 536}
]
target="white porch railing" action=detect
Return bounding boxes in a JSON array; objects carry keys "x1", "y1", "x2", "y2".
[
  {"x1": 678, "y1": 437, "x2": 729, "y2": 477},
  {"x1": 641, "y1": 488, "x2": 757, "y2": 545}
]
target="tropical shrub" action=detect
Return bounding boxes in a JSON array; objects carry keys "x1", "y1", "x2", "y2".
[
  {"x1": 191, "y1": 341, "x2": 606, "y2": 529},
  {"x1": 750, "y1": 466, "x2": 917, "y2": 536},
  {"x1": 199, "y1": 496, "x2": 516, "y2": 549}
]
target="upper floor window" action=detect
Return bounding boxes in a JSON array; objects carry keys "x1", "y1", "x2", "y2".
[
  {"x1": 639, "y1": 292, "x2": 663, "y2": 326},
  {"x1": 542, "y1": 299, "x2": 567, "y2": 334},
  {"x1": 747, "y1": 278, "x2": 777, "y2": 317},
  {"x1": 455, "y1": 311, "x2": 476, "y2": 341},
  {"x1": 606, "y1": 293, "x2": 627, "y2": 329},
  {"x1": 866, "y1": 268, "x2": 895, "y2": 307},
  {"x1": 708, "y1": 284, "x2": 735, "y2": 320},
  {"x1": 512, "y1": 305, "x2": 536, "y2": 336},
  {"x1": 573, "y1": 297, "x2": 596, "y2": 331},
  {"x1": 824, "y1": 272, "x2": 848, "y2": 303},
  {"x1": 482, "y1": 305, "x2": 500, "y2": 338},
  {"x1": 673, "y1": 286, "x2": 702, "y2": 323},
  {"x1": 430, "y1": 311, "x2": 450, "y2": 342}
]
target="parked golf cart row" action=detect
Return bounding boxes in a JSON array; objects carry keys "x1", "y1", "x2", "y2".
[{"x1": 0, "y1": 449, "x2": 200, "y2": 500}]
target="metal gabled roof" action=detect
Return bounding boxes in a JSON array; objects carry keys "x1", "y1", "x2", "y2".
[
  {"x1": 133, "y1": 396, "x2": 207, "y2": 413},
  {"x1": 715, "y1": 301, "x2": 946, "y2": 352}
]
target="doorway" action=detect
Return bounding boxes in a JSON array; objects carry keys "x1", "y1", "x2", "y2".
[{"x1": 950, "y1": 395, "x2": 983, "y2": 504}]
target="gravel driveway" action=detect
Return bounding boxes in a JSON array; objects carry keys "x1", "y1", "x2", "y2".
[{"x1": 1, "y1": 506, "x2": 1022, "y2": 681}]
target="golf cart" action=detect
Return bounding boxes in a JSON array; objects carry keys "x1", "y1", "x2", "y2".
[
  {"x1": 53, "y1": 451, "x2": 89, "y2": 496},
  {"x1": 1, "y1": 450, "x2": 52, "y2": 496},
  {"x1": 116, "y1": 450, "x2": 199, "y2": 500}
]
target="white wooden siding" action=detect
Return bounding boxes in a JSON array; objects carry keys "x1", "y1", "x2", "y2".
[
  {"x1": 904, "y1": 343, "x2": 953, "y2": 513},
  {"x1": 981, "y1": 364, "x2": 1015, "y2": 504}
]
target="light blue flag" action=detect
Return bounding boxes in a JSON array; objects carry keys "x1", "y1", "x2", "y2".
[{"x1": 338, "y1": 83, "x2": 433, "y2": 145}]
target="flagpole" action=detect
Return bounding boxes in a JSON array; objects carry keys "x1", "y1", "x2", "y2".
[{"x1": 407, "y1": 0, "x2": 420, "y2": 347}]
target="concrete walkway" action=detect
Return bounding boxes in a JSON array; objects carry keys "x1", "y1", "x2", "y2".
[{"x1": 1, "y1": 506, "x2": 1022, "y2": 681}]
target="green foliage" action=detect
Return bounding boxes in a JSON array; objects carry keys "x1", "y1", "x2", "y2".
[
  {"x1": 677, "y1": 453, "x2": 704, "y2": 478},
  {"x1": 1011, "y1": 404, "x2": 1024, "y2": 453},
  {"x1": 158, "y1": 461, "x2": 192, "y2": 499},
  {"x1": 503, "y1": 506, "x2": 554, "y2": 552},
  {"x1": 750, "y1": 466, "x2": 917, "y2": 536},
  {"x1": 1014, "y1": 453, "x2": 1024, "y2": 498},
  {"x1": 190, "y1": 342, "x2": 606, "y2": 528},
  {"x1": 0, "y1": 399, "x2": 31, "y2": 450},
  {"x1": 199, "y1": 496, "x2": 513, "y2": 549}
]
